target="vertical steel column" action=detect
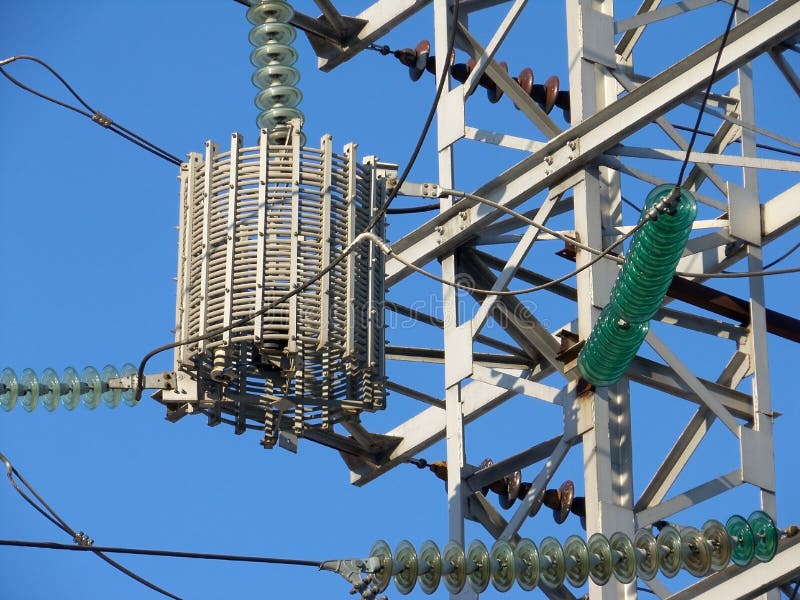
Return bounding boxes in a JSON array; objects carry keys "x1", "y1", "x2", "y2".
[
  {"x1": 175, "y1": 154, "x2": 200, "y2": 368},
  {"x1": 198, "y1": 140, "x2": 218, "y2": 355},
  {"x1": 319, "y1": 135, "x2": 333, "y2": 349},
  {"x1": 290, "y1": 127, "x2": 302, "y2": 433},
  {"x1": 288, "y1": 130, "x2": 301, "y2": 357},
  {"x1": 735, "y1": 9, "x2": 778, "y2": 599},
  {"x1": 344, "y1": 142, "x2": 359, "y2": 361},
  {"x1": 344, "y1": 142, "x2": 359, "y2": 403},
  {"x1": 566, "y1": 2, "x2": 636, "y2": 599},
  {"x1": 254, "y1": 130, "x2": 269, "y2": 344},
  {"x1": 222, "y1": 133, "x2": 242, "y2": 349},
  {"x1": 434, "y1": 3, "x2": 473, "y2": 600},
  {"x1": 748, "y1": 246, "x2": 780, "y2": 600}
]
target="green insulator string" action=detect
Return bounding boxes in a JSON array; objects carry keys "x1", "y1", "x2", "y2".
[
  {"x1": 360, "y1": 511, "x2": 779, "y2": 595},
  {"x1": 610, "y1": 185, "x2": 697, "y2": 323},
  {"x1": 577, "y1": 185, "x2": 697, "y2": 387},
  {"x1": 576, "y1": 307, "x2": 649, "y2": 388},
  {"x1": 0, "y1": 364, "x2": 137, "y2": 412},
  {"x1": 247, "y1": 0, "x2": 305, "y2": 145}
]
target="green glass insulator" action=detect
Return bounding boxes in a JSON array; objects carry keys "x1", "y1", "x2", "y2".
[
  {"x1": 100, "y1": 364, "x2": 122, "y2": 408},
  {"x1": 0, "y1": 368, "x2": 18, "y2": 412},
  {"x1": 120, "y1": 363, "x2": 138, "y2": 407},
  {"x1": 727, "y1": 514, "x2": 756, "y2": 567},
  {"x1": 609, "y1": 184, "x2": 697, "y2": 323},
  {"x1": 577, "y1": 306, "x2": 649, "y2": 387},
  {"x1": 61, "y1": 367, "x2": 81, "y2": 410},
  {"x1": 576, "y1": 185, "x2": 697, "y2": 387},
  {"x1": 80, "y1": 366, "x2": 102, "y2": 410},
  {"x1": 20, "y1": 368, "x2": 40, "y2": 412},
  {"x1": 748, "y1": 510, "x2": 779, "y2": 562},
  {"x1": 40, "y1": 368, "x2": 60, "y2": 412}
]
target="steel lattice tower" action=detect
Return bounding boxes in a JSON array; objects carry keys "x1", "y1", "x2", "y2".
[{"x1": 292, "y1": 1, "x2": 800, "y2": 599}]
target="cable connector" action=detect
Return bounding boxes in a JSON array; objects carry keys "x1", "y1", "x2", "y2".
[
  {"x1": 91, "y1": 112, "x2": 113, "y2": 128},
  {"x1": 320, "y1": 558, "x2": 384, "y2": 600},
  {"x1": 397, "y1": 181, "x2": 442, "y2": 198},
  {"x1": 73, "y1": 531, "x2": 94, "y2": 547}
]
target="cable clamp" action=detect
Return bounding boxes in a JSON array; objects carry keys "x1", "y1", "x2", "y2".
[
  {"x1": 91, "y1": 112, "x2": 113, "y2": 128},
  {"x1": 73, "y1": 531, "x2": 94, "y2": 547},
  {"x1": 320, "y1": 558, "x2": 384, "y2": 600},
  {"x1": 397, "y1": 181, "x2": 442, "y2": 198}
]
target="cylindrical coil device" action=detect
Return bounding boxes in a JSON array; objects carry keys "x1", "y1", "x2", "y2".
[
  {"x1": 174, "y1": 129, "x2": 393, "y2": 447},
  {"x1": 247, "y1": 0, "x2": 304, "y2": 144}
]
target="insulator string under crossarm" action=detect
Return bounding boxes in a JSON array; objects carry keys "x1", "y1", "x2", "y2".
[{"x1": 247, "y1": 0, "x2": 305, "y2": 143}]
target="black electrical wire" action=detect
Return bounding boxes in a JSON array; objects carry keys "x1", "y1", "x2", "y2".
[
  {"x1": 0, "y1": 452, "x2": 181, "y2": 600},
  {"x1": 675, "y1": 0, "x2": 739, "y2": 188},
  {"x1": 672, "y1": 123, "x2": 800, "y2": 159},
  {"x1": 764, "y1": 239, "x2": 800, "y2": 270},
  {"x1": 386, "y1": 202, "x2": 442, "y2": 214},
  {"x1": 0, "y1": 539, "x2": 322, "y2": 568},
  {"x1": 0, "y1": 55, "x2": 182, "y2": 166},
  {"x1": 134, "y1": 0, "x2": 462, "y2": 401}
]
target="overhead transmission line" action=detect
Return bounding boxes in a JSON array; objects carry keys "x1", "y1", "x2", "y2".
[
  {"x1": 674, "y1": 0, "x2": 739, "y2": 188},
  {"x1": 763, "y1": 239, "x2": 800, "y2": 269},
  {"x1": 0, "y1": 539, "x2": 322, "y2": 568},
  {"x1": 0, "y1": 55, "x2": 182, "y2": 166},
  {"x1": 0, "y1": 451, "x2": 181, "y2": 600}
]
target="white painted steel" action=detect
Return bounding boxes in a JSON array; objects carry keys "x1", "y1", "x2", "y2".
[{"x1": 174, "y1": 131, "x2": 389, "y2": 442}]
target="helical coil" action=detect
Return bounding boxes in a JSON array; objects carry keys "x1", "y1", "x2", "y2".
[
  {"x1": 0, "y1": 364, "x2": 137, "y2": 412},
  {"x1": 247, "y1": 0, "x2": 304, "y2": 144}
]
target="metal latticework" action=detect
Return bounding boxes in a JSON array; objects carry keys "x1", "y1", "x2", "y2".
[{"x1": 174, "y1": 128, "x2": 389, "y2": 445}]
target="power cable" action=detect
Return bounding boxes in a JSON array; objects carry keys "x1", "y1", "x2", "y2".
[
  {"x1": 0, "y1": 55, "x2": 182, "y2": 166},
  {"x1": 676, "y1": 265, "x2": 800, "y2": 278},
  {"x1": 386, "y1": 202, "x2": 445, "y2": 214},
  {"x1": 134, "y1": 0, "x2": 462, "y2": 400},
  {"x1": 0, "y1": 539, "x2": 321, "y2": 568},
  {"x1": 0, "y1": 452, "x2": 181, "y2": 600},
  {"x1": 672, "y1": 123, "x2": 800, "y2": 159},
  {"x1": 764, "y1": 239, "x2": 800, "y2": 270},
  {"x1": 675, "y1": 0, "x2": 739, "y2": 188}
]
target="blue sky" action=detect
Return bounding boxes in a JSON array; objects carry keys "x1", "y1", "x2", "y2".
[{"x1": 1, "y1": 1, "x2": 799, "y2": 599}]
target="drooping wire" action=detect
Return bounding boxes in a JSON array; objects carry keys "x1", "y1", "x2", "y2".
[
  {"x1": 763, "y1": 239, "x2": 800, "y2": 270},
  {"x1": 0, "y1": 55, "x2": 182, "y2": 166},
  {"x1": 0, "y1": 452, "x2": 181, "y2": 600},
  {"x1": 134, "y1": 0, "x2": 462, "y2": 400},
  {"x1": 0, "y1": 539, "x2": 322, "y2": 568}
]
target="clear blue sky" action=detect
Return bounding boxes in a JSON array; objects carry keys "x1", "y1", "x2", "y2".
[{"x1": 1, "y1": 2, "x2": 798, "y2": 599}]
